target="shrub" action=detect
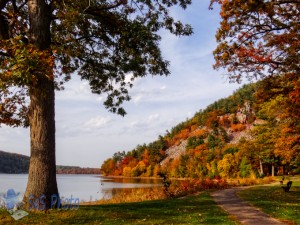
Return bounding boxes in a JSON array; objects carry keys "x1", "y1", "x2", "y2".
[
  {"x1": 231, "y1": 124, "x2": 246, "y2": 132},
  {"x1": 239, "y1": 157, "x2": 252, "y2": 178}
]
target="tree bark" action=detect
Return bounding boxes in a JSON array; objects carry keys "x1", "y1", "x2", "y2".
[
  {"x1": 24, "y1": 0, "x2": 58, "y2": 209},
  {"x1": 25, "y1": 78, "x2": 58, "y2": 209},
  {"x1": 259, "y1": 159, "x2": 263, "y2": 176},
  {"x1": 271, "y1": 164, "x2": 275, "y2": 177}
]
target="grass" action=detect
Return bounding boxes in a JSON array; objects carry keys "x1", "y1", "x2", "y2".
[
  {"x1": 83, "y1": 187, "x2": 167, "y2": 205},
  {"x1": 238, "y1": 177, "x2": 300, "y2": 225},
  {"x1": 228, "y1": 176, "x2": 275, "y2": 186},
  {"x1": 0, "y1": 192, "x2": 240, "y2": 225}
]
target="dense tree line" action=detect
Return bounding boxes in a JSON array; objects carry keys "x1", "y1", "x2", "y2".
[
  {"x1": 56, "y1": 166, "x2": 100, "y2": 174},
  {"x1": 0, "y1": 150, "x2": 29, "y2": 173},
  {"x1": 101, "y1": 81, "x2": 300, "y2": 178},
  {"x1": 0, "y1": 150, "x2": 99, "y2": 174}
]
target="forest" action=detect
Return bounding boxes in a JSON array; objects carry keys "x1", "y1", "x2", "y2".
[
  {"x1": 0, "y1": 150, "x2": 29, "y2": 173},
  {"x1": 0, "y1": 150, "x2": 99, "y2": 174},
  {"x1": 101, "y1": 76, "x2": 300, "y2": 179}
]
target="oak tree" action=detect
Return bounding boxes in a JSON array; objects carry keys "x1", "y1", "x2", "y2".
[
  {"x1": 0, "y1": 0, "x2": 192, "y2": 208},
  {"x1": 210, "y1": 0, "x2": 299, "y2": 82}
]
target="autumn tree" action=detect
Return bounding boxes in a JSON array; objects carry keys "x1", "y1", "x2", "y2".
[
  {"x1": 210, "y1": 0, "x2": 299, "y2": 82},
  {"x1": 0, "y1": 0, "x2": 192, "y2": 208},
  {"x1": 210, "y1": 0, "x2": 300, "y2": 173}
]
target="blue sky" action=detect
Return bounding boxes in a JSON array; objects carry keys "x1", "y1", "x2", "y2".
[{"x1": 0, "y1": 1, "x2": 242, "y2": 168}]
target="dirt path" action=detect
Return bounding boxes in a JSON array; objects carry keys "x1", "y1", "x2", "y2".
[{"x1": 210, "y1": 187, "x2": 286, "y2": 225}]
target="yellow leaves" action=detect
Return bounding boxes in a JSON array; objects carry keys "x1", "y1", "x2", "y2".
[
  {"x1": 123, "y1": 167, "x2": 132, "y2": 177},
  {"x1": 217, "y1": 154, "x2": 235, "y2": 178},
  {"x1": 258, "y1": 95, "x2": 289, "y2": 120}
]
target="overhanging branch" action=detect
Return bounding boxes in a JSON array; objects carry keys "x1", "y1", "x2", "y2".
[
  {"x1": 84, "y1": 0, "x2": 127, "y2": 15},
  {"x1": 0, "y1": 0, "x2": 10, "y2": 10}
]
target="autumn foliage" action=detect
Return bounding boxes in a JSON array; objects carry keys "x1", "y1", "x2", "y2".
[
  {"x1": 102, "y1": 80, "x2": 299, "y2": 178},
  {"x1": 101, "y1": 1, "x2": 300, "y2": 179}
]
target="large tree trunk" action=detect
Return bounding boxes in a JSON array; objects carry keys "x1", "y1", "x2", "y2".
[
  {"x1": 25, "y1": 78, "x2": 58, "y2": 209},
  {"x1": 24, "y1": 0, "x2": 58, "y2": 209}
]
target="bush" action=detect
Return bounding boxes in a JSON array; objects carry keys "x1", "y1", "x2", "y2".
[
  {"x1": 186, "y1": 136, "x2": 204, "y2": 150},
  {"x1": 231, "y1": 124, "x2": 246, "y2": 132},
  {"x1": 239, "y1": 157, "x2": 252, "y2": 178}
]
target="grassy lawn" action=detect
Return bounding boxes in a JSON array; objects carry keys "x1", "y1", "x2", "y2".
[
  {"x1": 238, "y1": 179, "x2": 300, "y2": 225},
  {"x1": 0, "y1": 192, "x2": 239, "y2": 225}
]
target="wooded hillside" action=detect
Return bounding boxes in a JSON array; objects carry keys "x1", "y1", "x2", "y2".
[
  {"x1": 101, "y1": 77, "x2": 300, "y2": 178},
  {"x1": 0, "y1": 150, "x2": 29, "y2": 173}
]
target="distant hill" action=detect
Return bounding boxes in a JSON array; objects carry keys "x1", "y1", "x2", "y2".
[
  {"x1": 101, "y1": 79, "x2": 300, "y2": 178},
  {"x1": 56, "y1": 165, "x2": 100, "y2": 174},
  {"x1": 0, "y1": 150, "x2": 29, "y2": 173},
  {"x1": 0, "y1": 150, "x2": 100, "y2": 174}
]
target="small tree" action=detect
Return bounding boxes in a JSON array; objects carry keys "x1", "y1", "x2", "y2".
[{"x1": 0, "y1": 0, "x2": 193, "y2": 208}]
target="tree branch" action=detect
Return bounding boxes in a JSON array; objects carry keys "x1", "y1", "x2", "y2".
[
  {"x1": 0, "y1": 0, "x2": 10, "y2": 10},
  {"x1": 17, "y1": 0, "x2": 28, "y2": 11},
  {"x1": 84, "y1": 0, "x2": 127, "y2": 15},
  {"x1": 0, "y1": 14, "x2": 9, "y2": 40}
]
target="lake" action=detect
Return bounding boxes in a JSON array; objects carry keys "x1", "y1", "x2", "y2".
[{"x1": 0, "y1": 174, "x2": 162, "y2": 202}]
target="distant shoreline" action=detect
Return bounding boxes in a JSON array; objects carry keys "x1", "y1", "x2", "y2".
[
  {"x1": 104, "y1": 175, "x2": 163, "y2": 180},
  {"x1": 103, "y1": 175, "x2": 191, "y2": 181}
]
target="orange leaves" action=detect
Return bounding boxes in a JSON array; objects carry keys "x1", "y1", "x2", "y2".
[
  {"x1": 191, "y1": 129, "x2": 206, "y2": 138},
  {"x1": 289, "y1": 77, "x2": 300, "y2": 111},
  {"x1": 141, "y1": 149, "x2": 150, "y2": 166},
  {"x1": 231, "y1": 123, "x2": 246, "y2": 132},
  {"x1": 211, "y1": 0, "x2": 300, "y2": 81},
  {"x1": 274, "y1": 135, "x2": 300, "y2": 164},
  {"x1": 169, "y1": 129, "x2": 190, "y2": 146}
]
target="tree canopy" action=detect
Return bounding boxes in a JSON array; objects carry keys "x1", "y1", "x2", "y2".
[
  {"x1": 0, "y1": 0, "x2": 193, "y2": 126},
  {"x1": 210, "y1": 0, "x2": 299, "y2": 82}
]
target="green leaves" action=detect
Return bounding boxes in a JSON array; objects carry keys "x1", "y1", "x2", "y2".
[
  {"x1": 0, "y1": 0, "x2": 193, "y2": 124},
  {"x1": 49, "y1": 0, "x2": 193, "y2": 115}
]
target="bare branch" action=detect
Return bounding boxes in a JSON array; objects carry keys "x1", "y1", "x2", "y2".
[{"x1": 12, "y1": 0, "x2": 17, "y2": 11}]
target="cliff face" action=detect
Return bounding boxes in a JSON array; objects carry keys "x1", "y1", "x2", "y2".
[
  {"x1": 160, "y1": 140, "x2": 187, "y2": 167},
  {"x1": 162, "y1": 101, "x2": 254, "y2": 158}
]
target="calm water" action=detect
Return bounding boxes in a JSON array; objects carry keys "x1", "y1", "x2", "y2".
[{"x1": 0, "y1": 174, "x2": 162, "y2": 202}]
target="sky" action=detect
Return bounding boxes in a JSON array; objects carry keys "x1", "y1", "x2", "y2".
[{"x1": 0, "y1": 1, "x2": 243, "y2": 168}]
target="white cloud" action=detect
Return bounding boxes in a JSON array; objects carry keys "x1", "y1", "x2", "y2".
[
  {"x1": 148, "y1": 113, "x2": 160, "y2": 121},
  {"x1": 132, "y1": 94, "x2": 143, "y2": 103},
  {"x1": 83, "y1": 116, "x2": 112, "y2": 129},
  {"x1": 78, "y1": 81, "x2": 90, "y2": 94}
]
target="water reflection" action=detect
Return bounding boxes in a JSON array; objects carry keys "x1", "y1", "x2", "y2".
[{"x1": 0, "y1": 174, "x2": 162, "y2": 202}]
